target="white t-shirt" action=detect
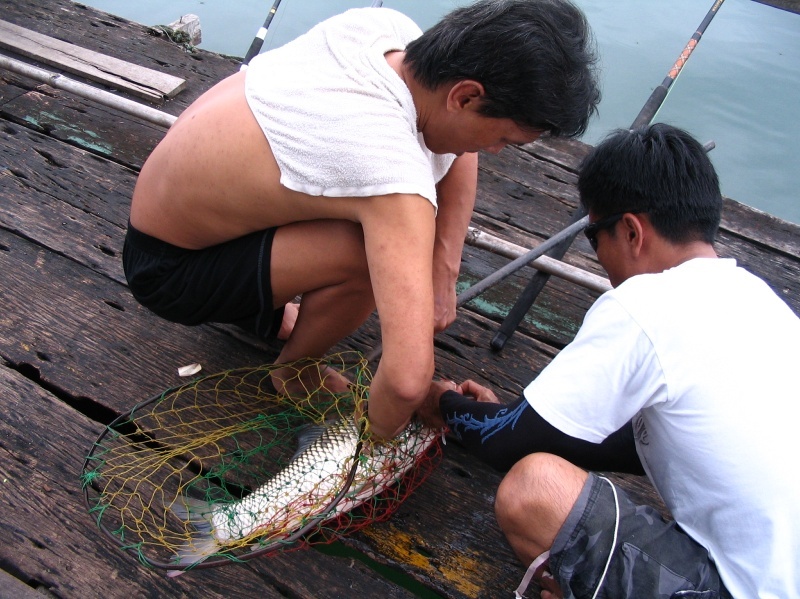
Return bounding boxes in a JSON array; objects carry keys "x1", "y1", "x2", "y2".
[
  {"x1": 525, "y1": 258, "x2": 800, "y2": 599},
  {"x1": 244, "y1": 7, "x2": 456, "y2": 209}
]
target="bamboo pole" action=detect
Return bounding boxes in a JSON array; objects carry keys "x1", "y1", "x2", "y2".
[
  {"x1": 0, "y1": 54, "x2": 178, "y2": 128},
  {"x1": 466, "y1": 227, "x2": 610, "y2": 293}
]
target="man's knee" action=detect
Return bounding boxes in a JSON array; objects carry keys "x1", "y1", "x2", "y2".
[
  {"x1": 497, "y1": 453, "x2": 560, "y2": 517},
  {"x1": 495, "y1": 453, "x2": 587, "y2": 548}
]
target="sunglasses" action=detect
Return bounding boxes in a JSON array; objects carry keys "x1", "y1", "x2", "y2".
[{"x1": 583, "y1": 212, "x2": 628, "y2": 251}]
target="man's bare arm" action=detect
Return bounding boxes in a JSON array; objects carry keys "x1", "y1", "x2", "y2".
[
  {"x1": 432, "y1": 153, "x2": 478, "y2": 332},
  {"x1": 358, "y1": 193, "x2": 438, "y2": 439}
]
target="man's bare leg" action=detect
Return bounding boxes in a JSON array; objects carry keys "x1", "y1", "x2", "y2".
[
  {"x1": 495, "y1": 453, "x2": 588, "y2": 598},
  {"x1": 268, "y1": 219, "x2": 376, "y2": 396}
]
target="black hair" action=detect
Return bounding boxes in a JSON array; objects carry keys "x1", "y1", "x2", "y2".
[
  {"x1": 578, "y1": 124, "x2": 722, "y2": 244},
  {"x1": 403, "y1": 0, "x2": 600, "y2": 138}
]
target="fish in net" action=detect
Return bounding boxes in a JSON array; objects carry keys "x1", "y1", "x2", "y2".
[{"x1": 81, "y1": 351, "x2": 443, "y2": 574}]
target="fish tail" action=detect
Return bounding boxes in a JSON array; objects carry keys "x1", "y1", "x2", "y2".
[{"x1": 165, "y1": 496, "x2": 222, "y2": 576}]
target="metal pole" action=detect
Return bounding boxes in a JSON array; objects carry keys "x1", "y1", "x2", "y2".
[
  {"x1": 489, "y1": 207, "x2": 586, "y2": 350},
  {"x1": 455, "y1": 216, "x2": 588, "y2": 307},
  {"x1": 366, "y1": 216, "x2": 588, "y2": 362},
  {"x1": 465, "y1": 227, "x2": 611, "y2": 294}
]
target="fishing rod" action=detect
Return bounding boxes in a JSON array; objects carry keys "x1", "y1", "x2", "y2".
[
  {"x1": 241, "y1": 0, "x2": 285, "y2": 69},
  {"x1": 631, "y1": 0, "x2": 725, "y2": 128},
  {"x1": 490, "y1": 0, "x2": 726, "y2": 351},
  {"x1": 240, "y1": 0, "x2": 382, "y2": 70}
]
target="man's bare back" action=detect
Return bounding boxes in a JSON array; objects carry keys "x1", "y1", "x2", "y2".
[{"x1": 130, "y1": 71, "x2": 364, "y2": 250}]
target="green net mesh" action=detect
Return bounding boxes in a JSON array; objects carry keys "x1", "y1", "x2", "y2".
[{"x1": 81, "y1": 352, "x2": 442, "y2": 573}]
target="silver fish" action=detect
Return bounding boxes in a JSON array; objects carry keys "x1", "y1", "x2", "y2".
[{"x1": 167, "y1": 417, "x2": 439, "y2": 574}]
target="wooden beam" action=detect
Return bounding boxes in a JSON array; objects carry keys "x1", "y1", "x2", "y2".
[
  {"x1": 751, "y1": 0, "x2": 800, "y2": 15},
  {"x1": 0, "y1": 19, "x2": 186, "y2": 102}
]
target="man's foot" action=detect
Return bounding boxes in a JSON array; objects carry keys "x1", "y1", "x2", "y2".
[
  {"x1": 277, "y1": 303, "x2": 299, "y2": 341},
  {"x1": 271, "y1": 360, "x2": 352, "y2": 398}
]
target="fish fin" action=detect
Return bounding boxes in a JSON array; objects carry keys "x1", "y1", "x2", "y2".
[
  {"x1": 169, "y1": 495, "x2": 215, "y2": 536},
  {"x1": 165, "y1": 537, "x2": 220, "y2": 577},
  {"x1": 165, "y1": 496, "x2": 221, "y2": 573}
]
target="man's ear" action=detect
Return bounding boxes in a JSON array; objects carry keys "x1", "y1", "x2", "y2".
[
  {"x1": 620, "y1": 213, "x2": 645, "y2": 258},
  {"x1": 446, "y1": 80, "x2": 485, "y2": 111}
]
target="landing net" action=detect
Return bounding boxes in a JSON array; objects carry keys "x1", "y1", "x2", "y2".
[{"x1": 81, "y1": 352, "x2": 442, "y2": 573}]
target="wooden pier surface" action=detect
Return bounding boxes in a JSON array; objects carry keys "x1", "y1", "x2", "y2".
[{"x1": 1, "y1": 1, "x2": 799, "y2": 597}]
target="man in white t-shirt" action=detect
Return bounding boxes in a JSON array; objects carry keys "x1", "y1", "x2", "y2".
[
  {"x1": 123, "y1": 0, "x2": 600, "y2": 440},
  {"x1": 422, "y1": 124, "x2": 799, "y2": 598}
]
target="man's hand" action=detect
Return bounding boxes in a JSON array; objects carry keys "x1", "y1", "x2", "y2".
[
  {"x1": 459, "y1": 379, "x2": 500, "y2": 404},
  {"x1": 415, "y1": 379, "x2": 458, "y2": 429}
]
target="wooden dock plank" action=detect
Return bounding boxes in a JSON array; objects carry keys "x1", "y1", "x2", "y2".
[
  {"x1": 0, "y1": 121, "x2": 138, "y2": 282},
  {"x1": 0, "y1": 19, "x2": 186, "y2": 102},
  {"x1": 0, "y1": 230, "x2": 263, "y2": 409},
  {"x1": 0, "y1": 82, "x2": 163, "y2": 168},
  {"x1": 753, "y1": 0, "x2": 800, "y2": 15},
  {"x1": 0, "y1": 0, "x2": 240, "y2": 113}
]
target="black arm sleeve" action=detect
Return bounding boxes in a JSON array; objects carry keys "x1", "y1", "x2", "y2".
[{"x1": 440, "y1": 390, "x2": 644, "y2": 475}]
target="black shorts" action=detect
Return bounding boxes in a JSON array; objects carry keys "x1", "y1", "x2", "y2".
[
  {"x1": 122, "y1": 223, "x2": 284, "y2": 339},
  {"x1": 536, "y1": 473, "x2": 733, "y2": 599}
]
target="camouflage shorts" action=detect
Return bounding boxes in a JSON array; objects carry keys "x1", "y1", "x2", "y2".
[{"x1": 542, "y1": 473, "x2": 733, "y2": 599}]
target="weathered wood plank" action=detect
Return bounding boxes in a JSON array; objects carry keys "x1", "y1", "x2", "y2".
[
  {"x1": 0, "y1": 121, "x2": 140, "y2": 283},
  {"x1": 752, "y1": 0, "x2": 800, "y2": 15},
  {"x1": 0, "y1": 82, "x2": 164, "y2": 167},
  {"x1": 0, "y1": 568, "x2": 53, "y2": 599},
  {"x1": 0, "y1": 66, "x2": 30, "y2": 106},
  {"x1": 0, "y1": 19, "x2": 186, "y2": 102},
  {"x1": 0, "y1": 0, "x2": 241, "y2": 112},
  {"x1": 0, "y1": 228, "x2": 278, "y2": 409},
  {"x1": 720, "y1": 199, "x2": 800, "y2": 260},
  {"x1": 354, "y1": 452, "x2": 518, "y2": 599}
]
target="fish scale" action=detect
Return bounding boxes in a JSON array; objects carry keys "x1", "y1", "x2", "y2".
[{"x1": 214, "y1": 418, "x2": 359, "y2": 541}]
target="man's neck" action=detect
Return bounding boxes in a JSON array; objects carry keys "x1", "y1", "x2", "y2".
[
  {"x1": 385, "y1": 50, "x2": 432, "y2": 132},
  {"x1": 648, "y1": 240, "x2": 718, "y2": 275}
]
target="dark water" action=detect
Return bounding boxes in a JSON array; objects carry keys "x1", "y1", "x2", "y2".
[{"x1": 79, "y1": 0, "x2": 800, "y2": 225}]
